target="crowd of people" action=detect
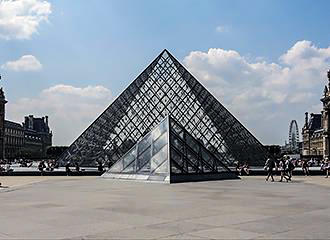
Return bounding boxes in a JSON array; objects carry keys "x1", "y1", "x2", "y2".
[
  {"x1": 235, "y1": 162, "x2": 250, "y2": 176},
  {"x1": 64, "y1": 160, "x2": 105, "y2": 176},
  {"x1": 264, "y1": 156, "x2": 330, "y2": 182}
]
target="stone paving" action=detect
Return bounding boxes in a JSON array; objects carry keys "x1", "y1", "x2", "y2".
[{"x1": 1, "y1": 176, "x2": 330, "y2": 239}]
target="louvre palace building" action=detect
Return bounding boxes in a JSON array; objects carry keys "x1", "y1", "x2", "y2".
[
  {"x1": 0, "y1": 88, "x2": 52, "y2": 160},
  {"x1": 58, "y1": 50, "x2": 268, "y2": 183},
  {"x1": 302, "y1": 70, "x2": 330, "y2": 160}
]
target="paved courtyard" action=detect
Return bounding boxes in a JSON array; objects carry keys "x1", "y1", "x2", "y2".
[{"x1": 1, "y1": 176, "x2": 330, "y2": 239}]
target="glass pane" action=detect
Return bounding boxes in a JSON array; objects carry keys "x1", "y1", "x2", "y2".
[
  {"x1": 170, "y1": 148, "x2": 184, "y2": 169},
  {"x1": 152, "y1": 118, "x2": 168, "y2": 140},
  {"x1": 200, "y1": 148, "x2": 213, "y2": 172},
  {"x1": 200, "y1": 149, "x2": 211, "y2": 172},
  {"x1": 154, "y1": 160, "x2": 168, "y2": 174},
  {"x1": 186, "y1": 134, "x2": 200, "y2": 153},
  {"x1": 187, "y1": 149, "x2": 198, "y2": 167},
  {"x1": 170, "y1": 135, "x2": 184, "y2": 152},
  {"x1": 153, "y1": 132, "x2": 168, "y2": 155},
  {"x1": 171, "y1": 162, "x2": 181, "y2": 174},
  {"x1": 109, "y1": 160, "x2": 123, "y2": 173},
  {"x1": 122, "y1": 160, "x2": 135, "y2": 173},
  {"x1": 170, "y1": 120, "x2": 184, "y2": 139},
  {"x1": 123, "y1": 147, "x2": 137, "y2": 168},
  {"x1": 216, "y1": 164, "x2": 226, "y2": 172},
  {"x1": 202, "y1": 162, "x2": 212, "y2": 172},
  {"x1": 137, "y1": 131, "x2": 152, "y2": 154},
  {"x1": 151, "y1": 144, "x2": 168, "y2": 172},
  {"x1": 137, "y1": 147, "x2": 151, "y2": 172}
]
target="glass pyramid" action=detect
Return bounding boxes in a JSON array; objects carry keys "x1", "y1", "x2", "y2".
[
  {"x1": 57, "y1": 49, "x2": 268, "y2": 168},
  {"x1": 102, "y1": 116, "x2": 237, "y2": 183}
]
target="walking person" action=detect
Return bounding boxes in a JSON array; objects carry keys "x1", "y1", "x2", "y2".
[
  {"x1": 265, "y1": 158, "x2": 275, "y2": 182},
  {"x1": 321, "y1": 158, "x2": 330, "y2": 178},
  {"x1": 279, "y1": 158, "x2": 290, "y2": 182},
  {"x1": 65, "y1": 162, "x2": 71, "y2": 176},
  {"x1": 302, "y1": 159, "x2": 310, "y2": 176},
  {"x1": 97, "y1": 161, "x2": 104, "y2": 174},
  {"x1": 241, "y1": 162, "x2": 250, "y2": 176},
  {"x1": 75, "y1": 162, "x2": 80, "y2": 173},
  {"x1": 286, "y1": 157, "x2": 295, "y2": 181},
  {"x1": 38, "y1": 160, "x2": 46, "y2": 176}
]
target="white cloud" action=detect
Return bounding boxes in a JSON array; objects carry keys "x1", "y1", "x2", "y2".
[
  {"x1": 0, "y1": 0, "x2": 51, "y2": 40},
  {"x1": 6, "y1": 84, "x2": 112, "y2": 145},
  {"x1": 215, "y1": 25, "x2": 229, "y2": 33},
  {"x1": 183, "y1": 41, "x2": 330, "y2": 144},
  {"x1": 43, "y1": 85, "x2": 111, "y2": 99},
  {"x1": 1, "y1": 55, "x2": 42, "y2": 71}
]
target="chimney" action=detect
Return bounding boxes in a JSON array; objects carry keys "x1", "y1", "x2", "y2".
[
  {"x1": 305, "y1": 112, "x2": 308, "y2": 127},
  {"x1": 45, "y1": 116, "x2": 48, "y2": 126},
  {"x1": 28, "y1": 115, "x2": 33, "y2": 129}
]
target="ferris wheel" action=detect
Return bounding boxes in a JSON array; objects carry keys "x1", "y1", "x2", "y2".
[{"x1": 289, "y1": 120, "x2": 300, "y2": 152}]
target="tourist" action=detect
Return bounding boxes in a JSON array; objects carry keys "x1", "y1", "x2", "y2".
[
  {"x1": 302, "y1": 159, "x2": 310, "y2": 176},
  {"x1": 5, "y1": 162, "x2": 13, "y2": 173},
  {"x1": 286, "y1": 157, "x2": 295, "y2": 181},
  {"x1": 46, "y1": 160, "x2": 54, "y2": 171},
  {"x1": 75, "y1": 162, "x2": 80, "y2": 173},
  {"x1": 65, "y1": 162, "x2": 71, "y2": 176},
  {"x1": 241, "y1": 162, "x2": 250, "y2": 176},
  {"x1": 97, "y1": 161, "x2": 104, "y2": 173},
  {"x1": 279, "y1": 158, "x2": 290, "y2": 182},
  {"x1": 321, "y1": 158, "x2": 330, "y2": 178},
  {"x1": 20, "y1": 159, "x2": 28, "y2": 167},
  {"x1": 235, "y1": 161, "x2": 241, "y2": 175},
  {"x1": 265, "y1": 158, "x2": 275, "y2": 182},
  {"x1": 53, "y1": 161, "x2": 59, "y2": 169},
  {"x1": 0, "y1": 162, "x2": 5, "y2": 173},
  {"x1": 38, "y1": 160, "x2": 46, "y2": 175}
]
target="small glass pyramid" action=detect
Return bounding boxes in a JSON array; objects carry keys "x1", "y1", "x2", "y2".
[{"x1": 102, "y1": 116, "x2": 238, "y2": 183}]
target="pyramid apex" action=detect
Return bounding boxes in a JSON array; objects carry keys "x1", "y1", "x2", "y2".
[
  {"x1": 158, "y1": 49, "x2": 174, "y2": 60},
  {"x1": 161, "y1": 49, "x2": 171, "y2": 54}
]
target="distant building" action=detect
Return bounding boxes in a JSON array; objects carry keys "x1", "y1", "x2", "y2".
[
  {"x1": 302, "y1": 69, "x2": 330, "y2": 159},
  {"x1": 21, "y1": 115, "x2": 52, "y2": 158},
  {"x1": 0, "y1": 87, "x2": 52, "y2": 160},
  {"x1": 0, "y1": 88, "x2": 7, "y2": 160},
  {"x1": 302, "y1": 113, "x2": 323, "y2": 156},
  {"x1": 4, "y1": 120, "x2": 24, "y2": 159}
]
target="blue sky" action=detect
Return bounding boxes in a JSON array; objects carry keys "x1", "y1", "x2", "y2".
[{"x1": 1, "y1": 0, "x2": 330, "y2": 145}]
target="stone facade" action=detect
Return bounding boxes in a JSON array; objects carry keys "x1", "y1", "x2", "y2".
[
  {"x1": 4, "y1": 120, "x2": 24, "y2": 159},
  {"x1": 21, "y1": 115, "x2": 52, "y2": 158},
  {"x1": 302, "y1": 70, "x2": 330, "y2": 159},
  {"x1": 0, "y1": 87, "x2": 52, "y2": 159},
  {"x1": 0, "y1": 88, "x2": 7, "y2": 160}
]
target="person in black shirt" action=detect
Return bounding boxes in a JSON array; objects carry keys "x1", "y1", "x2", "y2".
[
  {"x1": 38, "y1": 161, "x2": 46, "y2": 175},
  {"x1": 97, "y1": 161, "x2": 104, "y2": 173},
  {"x1": 65, "y1": 162, "x2": 71, "y2": 176},
  {"x1": 75, "y1": 162, "x2": 80, "y2": 173},
  {"x1": 265, "y1": 158, "x2": 275, "y2": 182}
]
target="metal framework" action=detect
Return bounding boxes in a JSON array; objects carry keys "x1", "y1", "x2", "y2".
[
  {"x1": 104, "y1": 116, "x2": 236, "y2": 183},
  {"x1": 57, "y1": 49, "x2": 267, "y2": 167},
  {"x1": 289, "y1": 120, "x2": 300, "y2": 152}
]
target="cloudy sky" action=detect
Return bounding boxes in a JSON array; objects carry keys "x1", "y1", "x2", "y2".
[{"x1": 1, "y1": 0, "x2": 330, "y2": 146}]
